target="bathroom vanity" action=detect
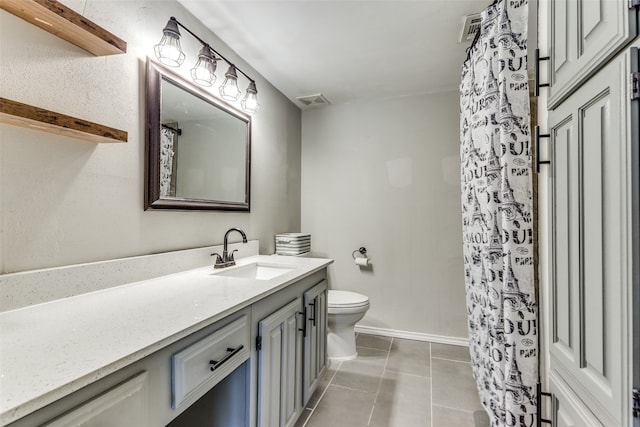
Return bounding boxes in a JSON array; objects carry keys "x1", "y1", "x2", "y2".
[{"x1": 0, "y1": 248, "x2": 331, "y2": 427}]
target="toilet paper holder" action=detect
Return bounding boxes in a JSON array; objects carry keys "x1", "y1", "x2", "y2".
[
  {"x1": 352, "y1": 247, "x2": 367, "y2": 259},
  {"x1": 352, "y1": 247, "x2": 371, "y2": 267}
]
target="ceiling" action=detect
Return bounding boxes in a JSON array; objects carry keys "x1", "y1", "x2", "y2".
[{"x1": 178, "y1": 0, "x2": 489, "y2": 109}]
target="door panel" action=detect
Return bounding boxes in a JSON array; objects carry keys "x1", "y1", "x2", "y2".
[
  {"x1": 42, "y1": 372, "x2": 149, "y2": 427},
  {"x1": 267, "y1": 327, "x2": 282, "y2": 427},
  {"x1": 552, "y1": 116, "x2": 577, "y2": 359},
  {"x1": 258, "y1": 298, "x2": 302, "y2": 427},
  {"x1": 282, "y1": 314, "x2": 299, "y2": 427},
  {"x1": 552, "y1": 0, "x2": 570, "y2": 76},
  {"x1": 548, "y1": 0, "x2": 636, "y2": 108},
  {"x1": 549, "y1": 371, "x2": 602, "y2": 427},
  {"x1": 581, "y1": 0, "x2": 602, "y2": 41},
  {"x1": 317, "y1": 289, "x2": 327, "y2": 377},
  {"x1": 580, "y1": 92, "x2": 609, "y2": 378},
  {"x1": 302, "y1": 280, "x2": 328, "y2": 406},
  {"x1": 548, "y1": 47, "x2": 632, "y2": 426}
]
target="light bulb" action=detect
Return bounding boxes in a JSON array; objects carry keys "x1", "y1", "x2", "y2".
[
  {"x1": 154, "y1": 18, "x2": 185, "y2": 67},
  {"x1": 219, "y1": 65, "x2": 241, "y2": 101},
  {"x1": 241, "y1": 81, "x2": 259, "y2": 112},
  {"x1": 190, "y1": 45, "x2": 217, "y2": 86}
]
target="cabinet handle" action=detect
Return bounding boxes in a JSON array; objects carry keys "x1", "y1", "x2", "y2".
[
  {"x1": 308, "y1": 301, "x2": 316, "y2": 327},
  {"x1": 209, "y1": 345, "x2": 244, "y2": 372},
  {"x1": 534, "y1": 48, "x2": 550, "y2": 96},
  {"x1": 297, "y1": 308, "x2": 307, "y2": 338},
  {"x1": 534, "y1": 125, "x2": 551, "y2": 174}
]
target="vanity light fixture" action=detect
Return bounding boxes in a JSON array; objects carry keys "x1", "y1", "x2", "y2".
[
  {"x1": 154, "y1": 17, "x2": 259, "y2": 112},
  {"x1": 241, "y1": 81, "x2": 259, "y2": 113},
  {"x1": 219, "y1": 65, "x2": 241, "y2": 101},
  {"x1": 190, "y1": 45, "x2": 217, "y2": 87},
  {"x1": 154, "y1": 17, "x2": 185, "y2": 67}
]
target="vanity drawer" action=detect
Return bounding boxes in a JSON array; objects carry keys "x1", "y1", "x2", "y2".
[
  {"x1": 171, "y1": 315, "x2": 249, "y2": 410},
  {"x1": 42, "y1": 372, "x2": 149, "y2": 427}
]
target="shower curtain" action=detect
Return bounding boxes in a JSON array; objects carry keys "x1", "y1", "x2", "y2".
[
  {"x1": 160, "y1": 126, "x2": 176, "y2": 197},
  {"x1": 459, "y1": 1, "x2": 537, "y2": 426}
]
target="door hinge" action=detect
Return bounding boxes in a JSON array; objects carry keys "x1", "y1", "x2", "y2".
[
  {"x1": 633, "y1": 388, "x2": 640, "y2": 418},
  {"x1": 631, "y1": 72, "x2": 640, "y2": 100},
  {"x1": 630, "y1": 0, "x2": 640, "y2": 9},
  {"x1": 256, "y1": 335, "x2": 262, "y2": 351}
]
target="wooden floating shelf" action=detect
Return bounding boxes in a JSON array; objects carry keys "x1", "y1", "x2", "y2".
[
  {"x1": 0, "y1": 0, "x2": 126, "y2": 56},
  {"x1": 0, "y1": 98, "x2": 128, "y2": 144}
]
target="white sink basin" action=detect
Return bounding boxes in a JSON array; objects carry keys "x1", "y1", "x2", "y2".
[{"x1": 214, "y1": 262, "x2": 295, "y2": 280}]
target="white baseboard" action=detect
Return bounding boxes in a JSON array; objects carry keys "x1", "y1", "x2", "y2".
[{"x1": 354, "y1": 325, "x2": 469, "y2": 347}]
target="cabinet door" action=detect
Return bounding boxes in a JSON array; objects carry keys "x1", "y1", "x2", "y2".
[
  {"x1": 548, "y1": 45, "x2": 636, "y2": 426},
  {"x1": 317, "y1": 287, "x2": 327, "y2": 379},
  {"x1": 549, "y1": 371, "x2": 602, "y2": 427},
  {"x1": 548, "y1": 0, "x2": 637, "y2": 108},
  {"x1": 302, "y1": 280, "x2": 328, "y2": 406},
  {"x1": 42, "y1": 372, "x2": 148, "y2": 427},
  {"x1": 257, "y1": 298, "x2": 302, "y2": 427}
]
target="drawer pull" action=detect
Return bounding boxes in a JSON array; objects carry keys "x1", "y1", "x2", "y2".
[
  {"x1": 209, "y1": 345, "x2": 244, "y2": 372},
  {"x1": 309, "y1": 301, "x2": 316, "y2": 327}
]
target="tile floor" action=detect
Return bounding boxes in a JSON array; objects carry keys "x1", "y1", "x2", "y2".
[{"x1": 295, "y1": 333, "x2": 490, "y2": 427}]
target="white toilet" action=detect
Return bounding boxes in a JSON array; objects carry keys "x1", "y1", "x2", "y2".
[{"x1": 327, "y1": 290, "x2": 370, "y2": 360}]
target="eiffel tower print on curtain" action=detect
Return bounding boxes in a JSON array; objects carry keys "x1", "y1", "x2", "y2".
[{"x1": 459, "y1": 0, "x2": 537, "y2": 426}]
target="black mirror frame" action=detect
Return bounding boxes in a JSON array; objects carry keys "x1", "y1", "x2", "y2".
[{"x1": 144, "y1": 59, "x2": 251, "y2": 211}]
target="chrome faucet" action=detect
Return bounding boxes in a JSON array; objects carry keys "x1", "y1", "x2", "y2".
[{"x1": 212, "y1": 227, "x2": 248, "y2": 268}]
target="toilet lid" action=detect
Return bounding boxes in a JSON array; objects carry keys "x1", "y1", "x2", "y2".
[{"x1": 328, "y1": 290, "x2": 369, "y2": 308}]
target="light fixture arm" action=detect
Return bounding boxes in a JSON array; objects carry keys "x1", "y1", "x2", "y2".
[{"x1": 169, "y1": 16, "x2": 256, "y2": 85}]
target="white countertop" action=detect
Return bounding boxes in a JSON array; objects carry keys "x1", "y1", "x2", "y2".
[{"x1": 0, "y1": 255, "x2": 332, "y2": 425}]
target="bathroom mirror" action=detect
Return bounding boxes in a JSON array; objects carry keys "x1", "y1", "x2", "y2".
[{"x1": 145, "y1": 59, "x2": 251, "y2": 211}]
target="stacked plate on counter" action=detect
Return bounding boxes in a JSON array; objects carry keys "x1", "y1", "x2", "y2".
[{"x1": 275, "y1": 233, "x2": 311, "y2": 256}]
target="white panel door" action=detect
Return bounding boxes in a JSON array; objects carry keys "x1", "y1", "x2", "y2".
[
  {"x1": 302, "y1": 280, "x2": 328, "y2": 406},
  {"x1": 548, "y1": 0, "x2": 637, "y2": 108},
  {"x1": 257, "y1": 298, "x2": 302, "y2": 427},
  {"x1": 548, "y1": 45, "x2": 636, "y2": 426}
]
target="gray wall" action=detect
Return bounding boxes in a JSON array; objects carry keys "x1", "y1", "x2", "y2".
[
  {"x1": 301, "y1": 91, "x2": 468, "y2": 340},
  {"x1": 0, "y1": 0, "x2": 301, "y2": 273},
  {"x1": 175, "y1": 118, "x2": 246, "y2": 202}
]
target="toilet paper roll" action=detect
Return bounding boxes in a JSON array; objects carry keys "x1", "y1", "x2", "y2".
[{"x1": 354, "y1": 257, "x2": 370, "y2": 267}]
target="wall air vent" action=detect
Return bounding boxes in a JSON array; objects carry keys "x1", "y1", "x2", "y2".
[
  {"x1": 296, "y1": 94, "x2": 331, "y2": 109},
  {"x1": 460, "y1": 13, "x2": 482, "y2": 43}
]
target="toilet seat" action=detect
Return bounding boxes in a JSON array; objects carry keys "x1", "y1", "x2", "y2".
[{"x1": 328, "y1": 290, "x2": 369, "y2": 309}]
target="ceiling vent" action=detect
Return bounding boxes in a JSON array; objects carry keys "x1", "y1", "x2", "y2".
[
  {"x1": 459, "y1": 13, "x2": 482, "y2": 43},
  {"x1": 296, "y1": 94, "x2": 331, "y2": 109}
]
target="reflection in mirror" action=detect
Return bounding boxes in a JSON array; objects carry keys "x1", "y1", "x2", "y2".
[{"x1": 145, "y1": 59, "x2": 251, "y2": 211}]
